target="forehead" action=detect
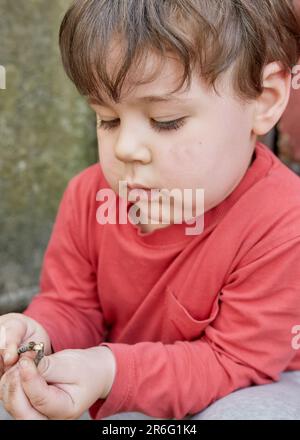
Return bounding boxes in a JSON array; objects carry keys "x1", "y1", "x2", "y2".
[
  {"x1": 90, "y1": 39, "x2": 195, "y2": 105},
  {"x1": 87, "y1": 93, "x2": 192, "y2": 106}
]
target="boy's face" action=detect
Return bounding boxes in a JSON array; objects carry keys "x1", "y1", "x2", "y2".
[{"x1": 89, "y1": 50, "x2": 257, "y2": 232}]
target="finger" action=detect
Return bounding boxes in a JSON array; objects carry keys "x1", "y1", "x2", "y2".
[
  {"x1": 0, "y1": 363, "x2": 20, "y2": 401},
  {"x1": 2, "y1": 351, "x2": 37, "y2": 374},
  {"x1": 2, "y1": 342, "x2": 19, "y2": 367},
  {"x1": 19, "y1": 357, "x2": 74, "y2": 419},
  {"x1": 1, "y1": 367, "x2": 47, "y2": 420},
  {"x1": 0, "y1": 320, "x2": 26, "y2": 367},
  {"x1": 0, "y1": 353, "x2": 4, "y2": 378}
]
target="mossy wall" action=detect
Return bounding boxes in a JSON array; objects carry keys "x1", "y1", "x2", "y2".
[{"x1": 0, "y1": 0, "x2": 98, "y2": 311}]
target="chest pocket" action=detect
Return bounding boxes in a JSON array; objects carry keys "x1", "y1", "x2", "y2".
[{"x1": 162, "y1": 286, "x2": 221, "y2": 343}]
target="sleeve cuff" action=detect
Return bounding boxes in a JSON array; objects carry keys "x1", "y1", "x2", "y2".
[{"x1": 88, "y1": 342, "x2": 137, "y2": 419}]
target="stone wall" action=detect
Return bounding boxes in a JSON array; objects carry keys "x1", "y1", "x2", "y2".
[{"x1": 0, "y1": 0, "x2": 98, "y2": 312}]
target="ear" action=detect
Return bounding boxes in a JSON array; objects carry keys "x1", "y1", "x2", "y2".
[{"x1": 252, "y1": 62, "x2": 292, "y2": 136}]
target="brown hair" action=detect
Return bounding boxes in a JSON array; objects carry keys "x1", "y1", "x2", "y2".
[{"x1": 59, "y1": 0, "x2": 300, "y2": 102}]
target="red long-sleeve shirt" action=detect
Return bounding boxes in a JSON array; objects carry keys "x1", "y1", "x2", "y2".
[{"x1": 24, "y1": 142, "x2": 300, "y2": 419}]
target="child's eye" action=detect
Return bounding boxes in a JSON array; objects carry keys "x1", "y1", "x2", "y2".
[{"x1": 97, "y1": 118, "x2": 186, "y2": 133}]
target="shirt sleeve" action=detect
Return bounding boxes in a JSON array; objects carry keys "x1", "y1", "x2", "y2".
[
  {"x1": 89, "y1": 236, "x2": 300, "y2": 420},
  {"x1": 23, "y1": 177, "x2": 106, "y2": 352}
]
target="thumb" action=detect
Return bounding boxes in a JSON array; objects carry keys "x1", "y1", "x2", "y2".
[
  {"x1": 18, "y1": 357, "x2": 71, "y2": 418},
  {"x1": 37, "y1": 353, "x2": 72, "y2": 383},
  {"x1": 18, "y1": 357, "x2": 48, "y2": 388},
  {"x1": 18, "y1": 357, "x2": 50, "y2": 409}
]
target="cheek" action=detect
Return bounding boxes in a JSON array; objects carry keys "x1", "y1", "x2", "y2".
[
  {"x1": 161, "y1": 139, "x2": 206, "y2": 187},
  {"x1": 205, "y1": 100, "x2": 253, "y2": 148},
  {"x1": 97, "y1": 152, "x2": 121, "y2": 195},
  {"x1": 166, "y1": 134, "x2": 204, "y2": 169},
  {"x1": 97, "y1": 136, "x2": 110, "y2": 163},
  {"x1": 97, "y1": 139, "x2": 119, "y2": 172}
]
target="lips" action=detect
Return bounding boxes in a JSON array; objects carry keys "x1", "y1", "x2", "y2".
[
  {"x1": 128, "y1": 186, "x2": 153, "y2": 198},
  {"x1": 127, "y1": 183, "x2": 152, "y2": 190},
  {"x1": 126, "y1": 183, "x2": 162, "y2": 202}
]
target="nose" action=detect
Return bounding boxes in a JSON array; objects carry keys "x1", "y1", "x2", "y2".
[{"x1": 114, "y1": 128, "x2": 152, "y2": 164}]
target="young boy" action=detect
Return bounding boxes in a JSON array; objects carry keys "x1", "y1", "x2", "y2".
[{"x1": 1, "y1": 0, "x2": 300, "y2": 420}]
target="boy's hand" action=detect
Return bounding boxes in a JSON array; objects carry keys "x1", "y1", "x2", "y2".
[
  {"x1": 0, "y1": 346, "x2": 116, "y2": 420},
  {"x1": 0, "y1": 362, "x2": 47, "y2": 419},
  {"x1": 0, "y1": 313, "x2": 52, "y2": 377}
]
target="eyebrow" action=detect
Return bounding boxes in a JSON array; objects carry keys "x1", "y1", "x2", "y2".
[{"x1": 87, "y1": 94, "x2": 190, "y2": 106}]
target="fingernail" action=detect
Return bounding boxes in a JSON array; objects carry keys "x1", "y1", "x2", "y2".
[
  {"x1": 3, "y1": 353, "x2": 11, "y2": 363},
  {"x1": 19, "y1": 358, "x2": 29, "y2": 369}
]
